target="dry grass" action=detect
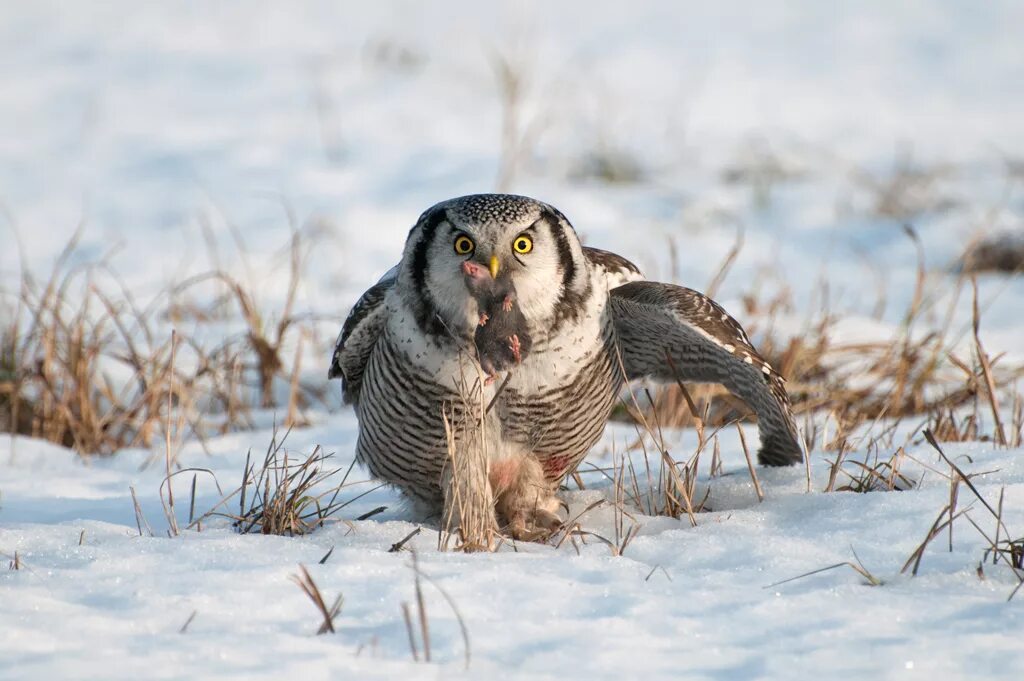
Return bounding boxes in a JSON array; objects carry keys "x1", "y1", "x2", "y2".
[
  {"x1": 0, "y1": 231, "x2": 185, "y2": 454},
  {"x1": 1, "y1": 225, "x2": 324, "y2": 457},
  {"x1": 169, "y1": 217, "x2": 324, "y2": 425},
  {"x1": 900, "y1": 430, "x2": 1024, "y2": 599},
  {"x1": 631, "y1": 223, "x2": 1024, "y2": 467},
  {"x1": 291, "y1": 564, "x2": 344, "y2": 635},
  {"x1": 768, "y1": 548, "x2": 884, "y2": 589},
  {"x1": 400, "y1": 551, "x2": 471, "y2": 669},
  {"x1": 440, "y1": 366, "x2": 501, "y2": 552},
  {"x1": 188, "y1": 425, "x2": 378, "y2": 537},
  {"x1": 590, "y1": 223, "x2": 1024, "y2": 544},
  {"x1": 960, "y1": 231, "x2": 1024, "y2": 275},
  {"x1": 823, "y1": 446, "x2": 915, "y2": 494}
]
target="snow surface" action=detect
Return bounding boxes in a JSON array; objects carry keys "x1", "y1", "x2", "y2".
[
  {"x1": 3, "y1": 422, "x2": 1024, "y2": 680},
  {"x1": 2, "y1": 1, "x2": 1024, "y2": 679}
]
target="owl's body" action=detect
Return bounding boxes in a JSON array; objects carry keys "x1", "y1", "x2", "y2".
[{"x1": 330, "y1": 194, "x2": 803, "y2": 537}]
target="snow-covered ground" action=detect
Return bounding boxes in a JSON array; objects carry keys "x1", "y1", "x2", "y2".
[
  {"x1": 3, "y1": 421, "x2": 1024, "y2": 679},
  {"x1": 2, "y1": 1, "x2": 1024, "y2": 679}
]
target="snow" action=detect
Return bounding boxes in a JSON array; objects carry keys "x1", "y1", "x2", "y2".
[
  {"x1": 3, "y1": 423, "x2": 1024, "y2": 679},
  {"x1": 2, "y1": 1, "x2": 1024, "y2": 679}
]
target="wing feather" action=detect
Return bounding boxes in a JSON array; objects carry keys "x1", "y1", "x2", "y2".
[
  {"x1": 609, "y1": 281, "x2": 802, "y2": 466},
  {"x1": 583, "y1": 246, "x2": 644, "y2": 290},
  {"x1": 328, "y1": 271, "x2": 395, "y2": 404}
]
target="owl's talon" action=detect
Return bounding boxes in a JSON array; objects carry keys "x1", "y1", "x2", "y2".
[{"x1": 507, "y1": 507, "x2": 563, "y2": 542}]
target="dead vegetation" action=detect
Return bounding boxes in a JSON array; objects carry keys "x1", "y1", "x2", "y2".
[
  {"x1": 765, "y1": 428, "x2": 1023, "y2": 598},
  {"x1": 959, "y1": 230, "x2": 1024, "y2": 275},
  {"x1": 400, "y1": 551, "x2": 471, "y2": 669},
  {"x1": 631, "y1": 223, "x2": 1024, "y2": 455},
  {"x1": 0, "y1": 224, "x2": 325, "y2": 458},
  {"x1": 2, "y1": 145, "x2": 1022, "y2": 578},
  {"x1": 190, "y1": 425, "x2": 379, "y2": 537},
  {"x1": 900, "y1": 431, "x2": 1024, "y2": 600},
  {"x1": 0, "y1": 231, "x2": 187, "y2": 454},
  {"x1": 439, "y1": 367, "x2": 499, "y2": 553},
  {"x1": 291, "y1": 564, "x2": 344, "y2": 635},
  {"x1": 576, "y1": 218, "x2": 1024, "y2": 552}
]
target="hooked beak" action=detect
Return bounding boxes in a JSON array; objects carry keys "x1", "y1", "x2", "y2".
[{"x1": 488, "y1": 255, "x2": 500, "y2": 279}]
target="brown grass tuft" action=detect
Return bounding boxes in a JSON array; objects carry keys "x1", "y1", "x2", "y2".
[
  {"x1": 1, "y1": 222, "x2": 330, "y2": 457},
  {"x1": 439, "y1": 365, "x2": 499, "y2": 552},
  {"x1": 189, "y1": 424, "x2": 378, "y2": 536}
]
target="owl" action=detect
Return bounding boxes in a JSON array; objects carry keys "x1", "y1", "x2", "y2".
[{"x1": 329, "y1": 194, "x2": 802, "y2": 539}]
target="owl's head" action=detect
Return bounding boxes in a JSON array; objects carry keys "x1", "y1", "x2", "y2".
[{"x1": 397, "y1": 194, "x2": 590, "y2": 345}]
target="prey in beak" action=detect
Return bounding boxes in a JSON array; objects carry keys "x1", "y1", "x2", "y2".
[{"x1": 461, "y1": 257, "x2": 533, "y2": 382}]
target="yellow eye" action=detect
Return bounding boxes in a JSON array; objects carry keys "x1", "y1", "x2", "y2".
[
  {"x1": 513, "y1": 235, "x2": 533, "y2": 254},
  {"x1": 453, "y1": 235, "x2": 475, "y2": 255}
]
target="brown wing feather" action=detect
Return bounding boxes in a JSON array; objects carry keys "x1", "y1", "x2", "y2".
[
  {"x1": 609, "y1": 281, "x2": 802, "y2": 466},
  {"x1": 328, "y1": 276, "x2": 393, "y2": 404},
  {"x1": 583, "y1": 246, "x2": 644, "y2": 290}
]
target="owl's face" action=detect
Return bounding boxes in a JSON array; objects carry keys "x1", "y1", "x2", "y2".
[{"x1": 398, "y1": 195, "x2": 588, "y2": 344}]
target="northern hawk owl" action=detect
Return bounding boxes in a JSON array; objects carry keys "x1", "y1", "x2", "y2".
[{"x1": 329, "y1": 194, "x2": 802, "y2": 538}]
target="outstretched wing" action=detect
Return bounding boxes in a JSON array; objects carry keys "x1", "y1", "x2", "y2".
[
  {"x1": 608, "y1": 281, "x2": 803, "y2": 466},
  {"x1": 328, "y1": 268, "x2": 396, "y2": 404}
]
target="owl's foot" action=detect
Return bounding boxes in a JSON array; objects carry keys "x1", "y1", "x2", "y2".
[
  {"x1": 490, "y1": 455, "x2": 563, "y2": 542},
  {"x1": 506, "y1": 505, "x2": 563, "y2": 542}
]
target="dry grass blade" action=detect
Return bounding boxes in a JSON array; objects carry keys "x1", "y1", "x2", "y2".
[
  {"x1": 290, "y1": 564, "x2": 343, "y2": 635},
  {"x1": 901, "y1": 501, "x2": 974, "y2": 576},
  {"x1": 767, "y1": 548, "x2": 883, "y2": 588},
  {"x1": 163, "y1": 330, "x2": 179, "y2": 536},
  {"x1": 357, "y1": 506, "x2": 387, "y2": 521},
  {"x1": 129, "y1": 485, "x2": 153, "y2": 537},
  {"x1": 389, "y1": 527, "x2": 422, "y2": 553},
  {"x1": 736, "y1": 424, "x2": 763, "y2": 503},
  {"x1": 644, "y1": 565, "x2": 672, "y2": 582},
  {"x1": 970, "y1": 277, "x2": 1007, "y2": 446},
  {"x1": 401, "y1": 602, "x2": 420, "y2": 662},
  {"x1": 413, "y1": 554, "x2": 431, "y2": 663},
  {"x1": 553, "y1": 499, "x2": 605, "y2": 550},
  {"x1": 404, "y1": 551, "x2": 472, "y2": 670},
  {"x1": 607, "y1": 346, "x2": 710, "y2": 526},
  {"x1": 178, "y1": 611, "x2": 198, "y2": 634},
  {"x1": 923, "y1": 430, "x2": 1005, "y2": 527}
]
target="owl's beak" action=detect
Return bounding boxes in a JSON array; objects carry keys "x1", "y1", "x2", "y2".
[{"x1": 488, "y1": 255, "x2": 500, "y2": 279}]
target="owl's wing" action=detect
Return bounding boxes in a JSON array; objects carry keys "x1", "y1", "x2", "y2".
[
  {"x1": 608, "y1": 280, "x2": 803, "y2": 466},
  {"x1": 328, "y1": 267, "x2": 397, "y2": 404},
  {"x1": 583, "y1": 246, "x2": 645, "y2": 289}
]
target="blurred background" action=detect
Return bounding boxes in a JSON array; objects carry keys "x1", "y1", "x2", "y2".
[{"x1": 1, "y1": 0, "x2": 1022, "y2": 441}]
